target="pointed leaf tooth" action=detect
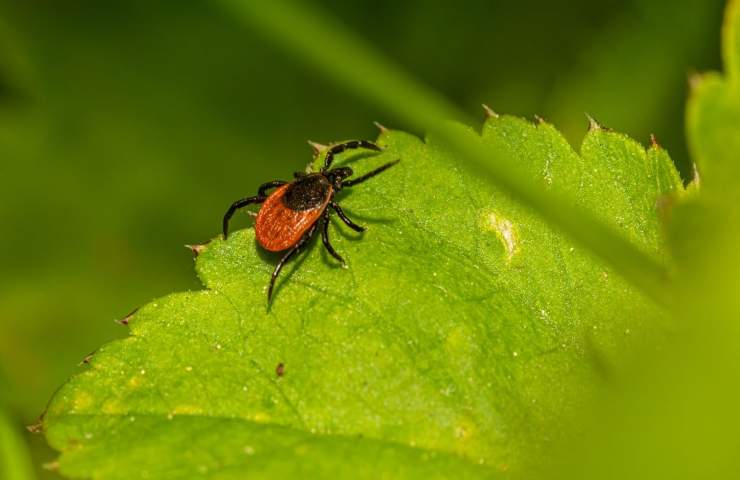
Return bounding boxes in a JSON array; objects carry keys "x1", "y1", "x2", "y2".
[
  {"x1": 482, "y1": 104, "x2": 499, "y2": 119},
  {"x1": 373, "y1": 121, "x2": 389, "y2": 133}
]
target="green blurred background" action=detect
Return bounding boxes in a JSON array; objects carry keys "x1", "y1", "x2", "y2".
[{"x1": 0, "y1": 0, "x2": 725, "y2": 477}]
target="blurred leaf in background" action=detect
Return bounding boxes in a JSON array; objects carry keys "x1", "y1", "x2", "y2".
[
  {"x1": 0, "y1": 0, "x2": 726, "y2": 477},
  {"x1": 546, "y1": 0, "x2": 725, "y2": 175},
  {"x1": 0, "y1": 408, "x2": 35, "y2": 480},
  {"x1": 316, "y1": 0, "x2": 725, "y2": 175},
  {"x1": 549, "y1": 1, "x2": 740, "y2": 478}
]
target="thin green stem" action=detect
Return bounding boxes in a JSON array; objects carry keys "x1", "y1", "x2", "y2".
[
  {"x1": 0, "y1": 410, "x2": 36, "y2": 480},
  {"x1": 216, "y1": 0, "x2": 671, "y2": 306}
]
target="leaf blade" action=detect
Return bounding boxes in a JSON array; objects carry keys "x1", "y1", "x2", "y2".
[{"x1": 43, "y1": 116, "x2": 681, "y2": 478}]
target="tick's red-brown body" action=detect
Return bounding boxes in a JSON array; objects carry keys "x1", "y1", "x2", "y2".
[
  {"x1": 222, "y1": 139, "x2": 399, "y2": 302},
  {"x1": 255, "y1": 181, "x2": 333, "y2": 252}
]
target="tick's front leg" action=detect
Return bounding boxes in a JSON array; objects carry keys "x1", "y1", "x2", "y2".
[{"x1": 223, "y1": 196, "x2": 265, "y2": 239}]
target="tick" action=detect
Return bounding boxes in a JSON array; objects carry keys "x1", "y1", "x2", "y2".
[{"x1": 223, "y1": 140, "x2": 399, "y2": 301}]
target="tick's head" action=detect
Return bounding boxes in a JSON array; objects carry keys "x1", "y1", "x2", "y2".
[{"x1": 325, "y1": 166, "x2": 353, "y2": 189}]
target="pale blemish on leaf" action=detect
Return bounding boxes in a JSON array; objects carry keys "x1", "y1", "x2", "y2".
[
  {"x1": 72, "y1": 391, "x2": 93, "y2": 412},
  {"x1": 127, "y1": 376, "x2": 142, "y2": 388},
  {"x1": 102, "y1": 400, "x2": 123, "y2": 415},
  {"x1": 252, "y1": 412, "x2": 271, "y2": 423},
  {"x1": 480, "y1": 210, "x2": 520, "y2": 262},
  {"x1": 453, "y1": 418, "x2": 477, "y2": 446},
  {"x1": 172, "y1": 405, "x2": 203, "y2": 415}
]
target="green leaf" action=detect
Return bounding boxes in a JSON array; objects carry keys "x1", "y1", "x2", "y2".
[
  {"x1": 687, "y1": 0, "x2": 740, "y2": 198},
  {"x1": 682, "y1": 0, "x2": 740, "y2": 297},
  {"x1": 43, "y1": 117, "x2": 681, "y2": 478}
]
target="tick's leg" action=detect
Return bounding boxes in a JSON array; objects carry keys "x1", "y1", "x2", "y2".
[
  {"x1": 343, "y1": 159, "x2": 400, "y2": 187},
  {"x1": 323, "y1": 140, "x2": 382, "y2": 170},
  {"x1": 258, "y1": 180, "x2": 288, "y2": 197},
  {"x1": 223, "y1": 196, "x2": 265, "y2": 239},
  {"x1": 268, "y1": 224, "x2": 317, "y2": 301},
  {"x1": 331, "y1": 202, "x2": 365, "y2": 232},
  {"x1": 321, "y1": 209, "x2": 345, "y2": 266}
]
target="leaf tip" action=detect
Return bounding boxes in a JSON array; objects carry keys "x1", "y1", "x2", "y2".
[
  {"x1": 481, "y1": 103, "x2": 499, "y2": 119},
  {"x1": 534, "y1": 114, "x2": 547, "y2": 125},
  {"x1": 42, "y1": 460, "x2": 60, "y2": 472},
  {"x1": 116, "y1": 307, "x2": 139, "y2": 326},
  {"x1": 649, "y1": 133, "x2": 661, "y2": 149},
  {"x1": 373, "y1": 121, "x2": 389, "y2": 133},
  {"x1": 690, "y1": 162, "x2": 702, "y2": 189},
  {"x1": 26, "y1": 418, "x2": 44, "y2": 434},
  {"x1": 585, "y1": 113, "x2": 604, "y2": 131},
  {"x1": 185, "y1": 243, "x2": 208, "y2": 257},
  {"x1": 307, "y1": 140, "x2": 328, "y2": 156},
  {"x1": 687, "y1": 70, "x2": 704, "y2": 93},
  {"x1": 78, "y1": 350, "x2": 96, "y2": 367}
]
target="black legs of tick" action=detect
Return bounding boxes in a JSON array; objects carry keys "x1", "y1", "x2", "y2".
[
  {"x1": 258, "y1": 180, "x2": 288, "y2": 197},
  {"x1": 269, "y1": 207, "x2": 361, "y2": 302},
  {"x1": 268, "y1": 224, "x2": 317, "y2": 301},
  {"x1": 224, "y1": 180, "x2": 287, "y2": 239},
  {"x1": 323, "y1": 140, "x2": 381, "y2": 170},
  {"x1": 223, "y1": 196, "x2": 265, "y2": 239},
  {"x1": 343, "y1": 159, "x2": 400, "y2": 187},
  {"x1": 331, "y1": 202, "x2": 365, "y2": 232},
  {"x1": 321, "y1": 209, "x2": 345, "y2": 265}
]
